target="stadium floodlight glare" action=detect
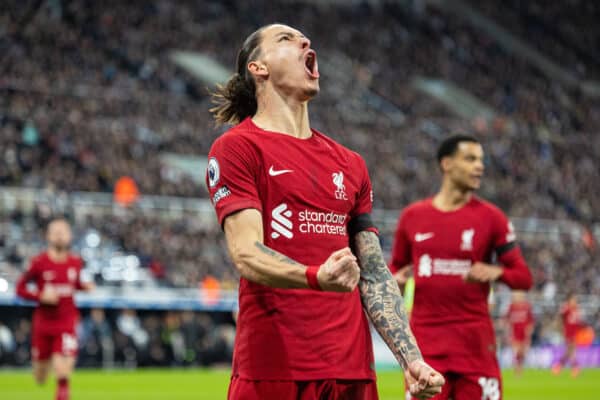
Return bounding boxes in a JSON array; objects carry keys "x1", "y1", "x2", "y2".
[
  {"x1": 125, "y1": 255, "x2": 140, "y2": 269},
  {"x1": 0, "y1": 278, "x2": 8, "y2": 292},
  {"x1": 85, "y1": 231, "x2": 101, "y2": 248}
]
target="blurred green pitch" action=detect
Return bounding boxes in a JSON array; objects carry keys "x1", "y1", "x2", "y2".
[{"x1": 0, "y1": 368, "x2": 597, "y2": 399}]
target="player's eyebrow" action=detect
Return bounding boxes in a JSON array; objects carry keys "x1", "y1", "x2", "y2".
[{"x1": 275, "y1": 31, "x2": 305, "y2": 40}]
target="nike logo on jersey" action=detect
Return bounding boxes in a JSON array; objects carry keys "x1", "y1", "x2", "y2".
[
  {"x1": 415, "y1": 232, "x2": 434, "y2": 242},
  {"x1": 269, "y1": 166, "x2": 294, "y2": 176}
]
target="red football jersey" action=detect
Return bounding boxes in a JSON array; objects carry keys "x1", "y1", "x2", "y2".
[
  {"x1": 390, "y1": 196, "x2": 531, "y2": 375},
  {"x1": 16, "y1": 252, "x2": 85, "y2": 333},
  {"x1": 561, "y1": 303, "x2": 581, "y2": 339},
  {"x1": 506, "y1": 301, "x2": 534, "y2": 342},
  {"x1": 206, "y1": 118, "x2": 375, "y2": 381}
]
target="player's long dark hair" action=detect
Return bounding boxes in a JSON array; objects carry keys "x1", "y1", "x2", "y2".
[{"x1": 210, "y1": 26, "x2": 268, "y2": 126}]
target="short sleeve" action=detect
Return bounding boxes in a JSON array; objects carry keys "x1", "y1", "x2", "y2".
[
  {"x1": 206, "y1": 134, "x2": 262, "y2": 225},
  {"x1": 350, "y1": 155, "x2": 374, "y2": 218},
  {"x1": 390, "y1": 210, "x2": 411, "y2": 273},
  {"x1": 492, "y1": 208, "x2": 517, "y2": 255}
]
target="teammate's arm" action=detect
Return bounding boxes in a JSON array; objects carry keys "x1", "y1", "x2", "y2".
[
  {"x1": 465, "y1": 210, "x2": 532, "y2": 288},
  {"x1": 15, "y1": 261, "x2": 58, "y2": 304},
  {"x1": 464, "y1": 253, "x2": 531, "y2": 289},
  {"x1": 15, "y1": 266, "x2": 41, "y2": 302},
  {"x1": 355, "y1": 230, "x2": 444, "y2": 397},
  {"x1": 224, "y1": 208, "x2": 360, "y2": 291},
  {"x1": 495, "y1": 246, "x2": 532, "y2": 289}
]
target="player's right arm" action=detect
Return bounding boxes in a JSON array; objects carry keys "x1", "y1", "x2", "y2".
[
  {"x1": 224, "y1": 208, "x2": 359, "y2": 291},
  {"x1": 15, "y1": 259, "x2": 58, "y2": 304}
]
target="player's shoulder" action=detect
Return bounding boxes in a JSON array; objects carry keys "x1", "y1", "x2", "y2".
[
  {"x1": 470, "y1": 196, "x2": 508, "y2": 219},
  {"x1": 210, "y1": 118, "x2": 268, "y2": 156},
  {"x1": 312, "y1": 128, "x2": 365, "y2": 164},
  {"x1": 30, "y1": 252, "x2": 49, "y2": 267},
  {"x1": 402, "y1": 198, "x2": 434, "y2": 217},
  {"x1": 68, "y1": 253, "x2": 84, "y2": 267},
  {"x1": 210, "y1": 118, "x2": 260, "y2": 150}
]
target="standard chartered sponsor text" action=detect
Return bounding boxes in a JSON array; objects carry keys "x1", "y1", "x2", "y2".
[{"x1": 298, "y1": 209, "x2": 347, "y2": 236}]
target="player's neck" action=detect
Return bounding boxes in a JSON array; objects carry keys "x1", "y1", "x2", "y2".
[
  {"x1": 433, "y1": 183, "x2": 473, "y2": 212},
  {"x1": 252, "y1": 87, "x2": 312, "y2": 139},
  {"x1": 47, "y1": 248, "x2": 68, "y2": 263}
]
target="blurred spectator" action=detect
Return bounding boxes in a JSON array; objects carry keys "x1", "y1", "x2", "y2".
[
  {"x1": 161, "y1": 311, "x2": 185, "y2": 366},
  {"x1": 0, "y1": 321, "x2": 16, "y2": 364},
  {"x1": 115, "y1": 309, "x2": 148, "y2": 367},
  {"x1": 79, "y1": 308, "x2": 114, "y2": 367}
]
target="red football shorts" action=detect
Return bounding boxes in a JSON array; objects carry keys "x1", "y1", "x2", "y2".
[
  {"x1": 511, "y1": 325, "x2": 528, "y2": 343},
  {"x1": 565, "y1": 326, "x2": 579, "y2": 343},
  {"x1": 31, "y1": 329, "x2": 79, "y2": 361},
  {"x1": 407, "y1": 372, "x2": 502, "y2": 400},
  {"x1": 228, "y1": 376, "x2": 378, "y2": 400}
]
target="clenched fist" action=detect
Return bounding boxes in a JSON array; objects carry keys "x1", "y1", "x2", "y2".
[
  {"x1": 317, "y1": 247, "x2": 360, "y2": 292},
  {"x1": 406, "y1": 359, "x2": 445, "y2": 399}
]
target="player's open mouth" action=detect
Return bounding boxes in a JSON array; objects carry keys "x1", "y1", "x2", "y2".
[{"x1": 304, "y1": 50, "x2": 319, "y2": 79}]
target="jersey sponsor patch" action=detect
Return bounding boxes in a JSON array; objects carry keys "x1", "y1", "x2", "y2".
[
  {"x1": 271, "y1": 203, "x2": 294, "y2": 239},
  {"x1": 270, "y1": 203, "x2": 348, "y2": 240},
  {"x1": 42, "y1": 271, "x2": 55, "y2": 281},
  {"x1": 207, "y1": 157, "x2": 220, "y2": 188},
  {"x1": 53, "y1": 284, "x2": 75, "y2": 296},
  {"x1": 299, "y1": 209, "x2": 347, "y2": 236},
  {"x1": 417, "y1": 254, "x2": 471, "y2": 277},
  {"x1": 212, "y1": 185, "x2": 231, "y2": 205}
]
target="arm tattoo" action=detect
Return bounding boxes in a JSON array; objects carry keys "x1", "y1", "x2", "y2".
[
  {"x1": 254, "y1": 242, "x2": 302, "y2": 266},
  {"x1": 355, "y1": 231, "x2": 422, "y2": 370}
]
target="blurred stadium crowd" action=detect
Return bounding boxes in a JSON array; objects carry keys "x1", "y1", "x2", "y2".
[
  {"x1": 2, "y1": 1, "x2": 599, "y2": 216},
  {"x1": 0, "y1": 308, "x2": 234, "y2": 368},
  {"x1": 1, "y1": 0, "x2": 599, "y2": 365}
]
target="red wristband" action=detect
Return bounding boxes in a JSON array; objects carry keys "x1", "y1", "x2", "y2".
[{"x1": 305, "y1": 265, "x2": 322, "y2": 291}]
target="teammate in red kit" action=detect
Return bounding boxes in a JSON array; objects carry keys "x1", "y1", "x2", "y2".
[
  {"x1": 206, "y1": 24, "x2": 444, "y2": 400},
  {"x1": 505, "y1": 291, "x2": 534, "y2": 376},
  {"x1": 16, "y1": 217, "x2": 94, "y2": 400},
  {"x1": 552, "y1": 292, "x2": 582, "y2": 377},
  {"x1": 390, "y1": 135, "x2": 532, "y2": 400}
]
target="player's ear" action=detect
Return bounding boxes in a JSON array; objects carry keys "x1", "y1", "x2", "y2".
[
  {"x1": 440, "y1": 156, "x2": 452, "y2": 173},
  {"x1": 248, "y1": 60, "x2": 268, "y2": 80}
]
